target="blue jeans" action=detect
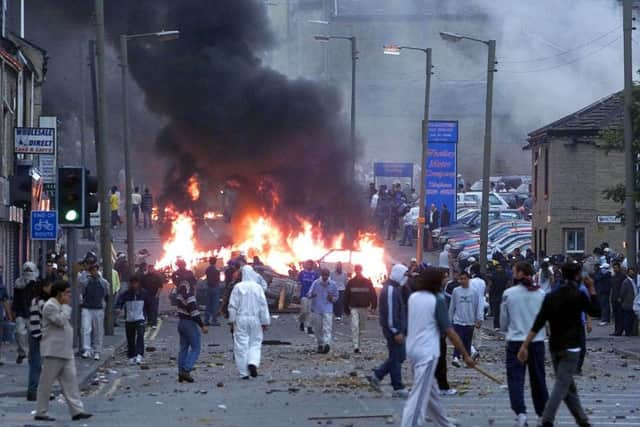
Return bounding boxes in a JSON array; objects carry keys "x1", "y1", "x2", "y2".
[
  {"x1": 28, "y1": 335, "x2": 42, "y2": 394},
  {"x1": 452, "y1": 324, "x2": 474, "y2": 358},
  {"x1": 373, "y1": 336, "x2": 406, "y2": 390},
  {"x1": 204, "y1": 287, "x2": 222, "y2": 324},
  {"x1": 178, "y1": 318, "x2": 201, "y2": 373},
  {"x1": 333, "y1": 291, "x2": 344, "y2": 318},
  {"x1": 598, "y1": 292, "x2": 611, "y2": 323},
  {"x1": 400, "y1": 225, "x2": 414, "y2": 246},
  {"x1": 506, "y1": 341, "x2": 548, "y2": 417}
]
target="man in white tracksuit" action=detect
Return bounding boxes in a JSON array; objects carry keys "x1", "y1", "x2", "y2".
[
  {"x1": 402, "y1": 267, "x2": 474, "y2": 427},
  {"x1": 228, "y1": 265, "x2": 271, "y2": 379}
]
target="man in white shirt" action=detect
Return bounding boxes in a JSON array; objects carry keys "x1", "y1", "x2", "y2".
[
  {"x1": 469, "y1": 263, "x2": 486, "y2": 359},
  {"x1": 131, "y1": 187, "x2": 142, "y2": 227},
  {"x1": 501, "y1": 262, "x2": 549, "y2": 427}
]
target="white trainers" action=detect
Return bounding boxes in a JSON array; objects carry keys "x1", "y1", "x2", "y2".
[
  {"x1": 516, "y1": 413, "x2": 528, "y2": 427},
  {"x1": 471, "y1": 350, "x2": 480, "y2": 361},
  {"x1": 598, "y1": 321, "x2": 608, "y2": 326},
  {"x1": 93, "y1": 353, "x2": 100, "y2": 361},
  {"x1": 135, "y1": 355, "x2": 143, "y2": 365},
  {"x1": 128, "y1": 357, "x2": 136, "y2": 365},
  {"x1": 81, "y1": 351, "x2": 91, "y2": 359},
  {"x1": 392, "y1": 388, "x2": 410, "y2": 398},
  {"x1": 440, "y1": 388, "x2": 458, "y2": 396},
  {"x1": 452, "y1": 357, "x2": 461, "y2": 367}
]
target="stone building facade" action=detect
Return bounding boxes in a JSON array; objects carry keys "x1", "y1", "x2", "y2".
[{"x1": 527, "y1": 92, "x2": 629, "y2": 258}]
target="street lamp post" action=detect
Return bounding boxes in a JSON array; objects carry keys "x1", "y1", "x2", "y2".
[
  {"x1": 440, "y1": 31, "x2": 496, "y2": 272},
  {"x1": 120, "y1": 30, "x2": 179, "y2": 275},
  {"x1": 314, "y1": 35, "x2": 358, "y2": 182},
  {"x1": 383, "y1": 45, "x2": 433, "y2": 263}
]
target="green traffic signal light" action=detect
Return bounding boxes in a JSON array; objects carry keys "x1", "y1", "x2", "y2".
[{"x1": 64, "y1": 209, "x2": 79, "y2": 222}]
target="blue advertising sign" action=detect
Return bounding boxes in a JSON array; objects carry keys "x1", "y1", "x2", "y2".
[
  {"x1": 373, "y1": 162, "x2": 413, "y2": 178},
  {"x1": 425, "y1": 143, "x2": 457, "y2": 225},
  {"x1": 31, "y1": 211, "x2": 57, "y2": 241},
  {"x1": 428, "y1": 120, "x2": 459, "y2": 143}
]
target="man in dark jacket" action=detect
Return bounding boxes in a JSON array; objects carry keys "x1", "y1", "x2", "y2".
[
  {"x1": 619, "y1": 267, "x2": 636, "y2": 337},
  {"x1": 344, "y1": 265, "x2": 377, "y2": 353},
  {"x1": 141, "y1": 188, "x2": 153, "y2": 229},
  {"x1": 518, "y1": 262, "x2": 600, "y2": 427},
  {"x1": 593, "y1": 264, "x2": 612, "y2": 325},
  {"x1": 116, "y1": 276, "x2": 151, "y2": 364},
  {"x1": 204, "y1": 257, "x2": 221, "y2": 326},
  {"x1": 367, "y1": 264, "x2": 409, "y2": 398},
  {"x1": 610, "y1": 262, "x2": 626, "y2": 336},
  {"x1": 139, "y1": 264, "x2": 164, "y2": 328},
  {"x1": 489, "y1": 263, "x2": 509, "y2": 329},
  {"x1": 440, "y1": 204, "x2": 451, "y2": 227}
]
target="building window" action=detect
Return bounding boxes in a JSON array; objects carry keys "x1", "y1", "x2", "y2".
[
  {"x1": 533, "y1": 150, "x2": 539, "y2": 200},
  {"x1": 544, "y1": 147, "x2": 549, "y2": 197},
  {"x1": 564, "y1": 228, "x2": 585, "y2": 254}
]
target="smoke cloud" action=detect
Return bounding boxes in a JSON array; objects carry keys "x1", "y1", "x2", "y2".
[{"x1": 26, "y1": 0, "x2": 363, "y2": 236}]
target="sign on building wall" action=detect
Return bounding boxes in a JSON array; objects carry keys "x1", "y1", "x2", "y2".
[
  {"x1": 14, "y1": 127, "x2": 55, "y2": 154},
  {"x1": 425, "y1": 121, "x2": 458, "y2": 223},
  {"x1": 596, "y1": 215, "x2": 622, "y2": 224},
  {"x1": 373, "y1": 162, "x2": 414, "y2": 178}
]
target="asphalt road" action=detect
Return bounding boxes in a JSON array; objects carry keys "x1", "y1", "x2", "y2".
[{"x1": 2, "y1": 309, "x2": 640, "y2": 427}]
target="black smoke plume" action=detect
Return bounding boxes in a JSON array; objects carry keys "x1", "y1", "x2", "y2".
[{"x1": 27, "y1": 0, "x2": 363, "y2": 238}]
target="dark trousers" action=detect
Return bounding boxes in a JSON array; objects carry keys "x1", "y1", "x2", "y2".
[
  {"x1": 146, "y1": 295, "x2": 159, "y2": 326},
  {"x1": 490, "y1": 299, "x2": 501, "y2": 329},
  {"x1": 125, "y1": 321, "x2": 145, "y2": 358},
  {"x1": 623, "y1": 309, "x2": 635, "y2": 336},
  {"x1": 435, "y1": 335, "x2": 450, "y2": 390},
  {"x1": 28, "y1": 335, "x2": 42, "y2": 394},
  {"x1": 204, "y1": 287, "x2": 221, "y2": 324},
  {"x1": 133, "y1": 206, "x2": 140, "y2": 226},
  {"x1": 578, "y1": 325, "x2": 586, "y2": 372},
  {"x1": 506, "y1": 341, "x2": 548, "y2": 417},
  {"x1": 373, "y1": 336, "x2": 406, "y2": 390},
  {"x1": 598, "y1": 292, "x2": 611, "y2": 322},
  {"x1": 452, "y1": 324, "x2": 474, "y2": 358},
  {"x1": 613, "y1": 301, "x2": 624, "y2": 335},
  {"x1": 111, "y1": 210, "x2": 119, "y2": 227},
  {"x1": 541, "y1": 350, "x2": 589, "y2": 425},
  {"x1": 333, "y1": 291, "x2": 344, "y2": 318}
]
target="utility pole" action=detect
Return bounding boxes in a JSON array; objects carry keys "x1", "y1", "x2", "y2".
[
  {"x1": 350, "y1": 36, "x2": 357, "y2": 183},
  {"x1": 416, "y1": 49, "x2": 432, "y2": 264},
  {"x1": 94, "y1": 0, "x2": 114, "y2": 335},
  {"x1": 120, "y1": 35, "x2": 135, "y2": 276},
  {"x1": 478, "y1": 40, "x2": 496, "y2": 273},
  {"x1": 623, "y1": 0, "x2": 637, "y2": 269},
  {"x1": 79, "y1": 42, "x2": 86, "y2": 168},
  {"x1": 67, "y1": 228, "x2": 80, "y2": 348}
]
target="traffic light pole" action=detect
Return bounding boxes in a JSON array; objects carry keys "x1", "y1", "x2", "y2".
[
  {"x1": 67, "y1": 228, "x2": 80, "y2": 349},
  {"x1": 94, "y1": 0, "x2": 114, "y2": 335}
]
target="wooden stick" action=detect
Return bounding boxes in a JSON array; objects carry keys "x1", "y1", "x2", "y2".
[
  {"x1": 472, "y1": 364, "x2": 503, "y2": 384},
  {"x1": 308, "y1": 414, "x2": 393, "y2": 421}
]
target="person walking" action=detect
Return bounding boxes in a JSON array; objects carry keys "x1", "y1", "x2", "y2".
[
  {"x1": 518, "y1": 262, "x2": 600, "y2": 427},
  {"x1": 80, "y1": 263, "x2": 108, "y2": 360},
  {"x1": 594, "y1": 263, "x2": 612, "y2": 326},
  {"x1": 13, "y1": 261, "x2": 39, "y2": 364},
  {"x1": 141, "y1": 188, "x2": 153, "y2": 229},
  {"x1": 131, "y1": 187, "x2": 142, "y2": 227},
  {"x1": 27, "y1": 278, "x2": 53, "y2": 401},
  {"x1": 308, "y1": 269, "x2": 338, "y2": 354},
  {"x1": 141, "y1": 264, "x2": 164, "y2": 328},
  {"x1": 367, "y1": 264, "x2": 410, "y2": 398},
  {"x1": 175, "y1": 265, "x2": 207, "y2": 383},
  {"x1": 330, "y1": 262, "x2": 348, "y2": 320},
  {"x1": 610, "y1": 262, "x2": 626, "y2": 336},
  {"x1": 489, "y1": 262, "x2": 508, "y2": 330},
  {"x1": 469, "y1": 263, "x2": 486, "y2": 358},
  {"x1": 344, "y1": 264, "x2": 377, "y2": 354},
  {"x1": 401, "y1": 267, "x2": 474, "y2": 427},
  {"x1": 109, "y1": 186, "x2": 120, "y2": 228},
  {"x1": 228, "y1": 266, "x2": 270, "y2": 379},
  {"x1": 448, "y1": 271, "x2": 483, "y2": 367},
  {"x1": 204, "y1": 257, "x2": 221, "y2": 326},
  {"x1": 501, "y1": 262, "x2": 548, "y2": 427},
  {"x1": 116, "y1": 276, "x2": 150, "y2": 365},
  {"x1": 35, "y1": 281, "x2": 92, "y2": 422},
  {"x1": 297, "y1": 260, "x2": 319, "y2": 334},
  {"x1": 620, "y1": 267, "x2": 636, "y2": 337}
]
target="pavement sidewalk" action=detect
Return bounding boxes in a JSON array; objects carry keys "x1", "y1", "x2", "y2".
[{"x1": 0, "y1": 327, "x2": 126, "y2": 398}]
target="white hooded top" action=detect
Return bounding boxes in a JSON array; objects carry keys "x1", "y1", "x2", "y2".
[
  {"x1": 241, "y1": 264, "x2": 268, "y2": 291},
  {"x1": 227, "y1": 266, "x2": 271, "y2": 325}
]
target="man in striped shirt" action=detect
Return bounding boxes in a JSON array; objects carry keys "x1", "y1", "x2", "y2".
[
  {"x1": 174, "y1": 260, "x2": 208, "y2": 383},
  {"x1": 27, "y1": 280, "x2": 53, "y2": 401}
]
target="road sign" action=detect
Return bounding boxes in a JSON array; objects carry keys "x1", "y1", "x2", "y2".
[
  {"x1": 428, "y1": 121, "x2": 459, "y2": 143},
  {"x1": 373, "y1": 162, "x2": 413, "y2": 178},
  {"x1": 31, "y1": 210, "x2": 57, "y2": 240}
]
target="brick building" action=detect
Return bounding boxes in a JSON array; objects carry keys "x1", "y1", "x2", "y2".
[{"x1": 527, "y1": 91, "x2": 631, "y2": 258}]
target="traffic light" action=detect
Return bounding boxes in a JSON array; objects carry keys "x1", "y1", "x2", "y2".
[
  {"x1": 85, "y1": 171, "x2": 99, "y2": 227},
  {"x1": 9, "y1": 168, "x2": 32, "y2": 207},
  {"x1": 57, "y1": 167, "x2": 85, "y2": 227}
]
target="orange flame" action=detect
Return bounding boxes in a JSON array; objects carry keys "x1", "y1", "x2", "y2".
[{"x1": 187, "y1": 176, "x2": 200, "y2": 201}]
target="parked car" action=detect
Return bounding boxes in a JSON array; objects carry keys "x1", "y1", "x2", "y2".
[{"x1": 456, "y1": 191, "x2": 510, "y2": 210}]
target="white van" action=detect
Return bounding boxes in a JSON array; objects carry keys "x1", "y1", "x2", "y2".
[{"x1": 456, "y1": 191, "x2": 510, "y2": 210}]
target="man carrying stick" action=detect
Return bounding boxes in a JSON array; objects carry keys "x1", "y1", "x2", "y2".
[{"x1": 518, "y1": 262, "x2": 600, "y2": 427}]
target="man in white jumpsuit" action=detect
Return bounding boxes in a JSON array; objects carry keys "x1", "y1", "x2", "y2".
[
  {"x1": 228, "y1": 265, "x2": 271, "y2": 379},
  {"x1": 402, "y1": 268, "x2": 474, "y2": 427}
]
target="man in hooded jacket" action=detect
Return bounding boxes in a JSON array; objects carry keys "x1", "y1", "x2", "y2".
[
  {"x1": 367, "y1": 264, "x2": 410, "y2": 398},
  {"x1": 228, "y1": 266, "x2": 271, "y2": 379},
  {"x1": 13, "y1": 261, "x2": 39, "y2": 364}
]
